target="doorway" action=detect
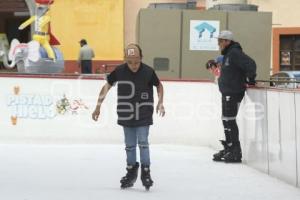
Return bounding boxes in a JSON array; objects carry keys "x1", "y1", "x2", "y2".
[{"x1": 0, "y1": 0, "x2": 30, "y2": 70}]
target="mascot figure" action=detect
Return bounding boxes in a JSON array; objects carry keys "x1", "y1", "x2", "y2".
[
  {"x1": 0, "y1": 0, "x2": 64, "y2": 73},
  {"x1": 19, "y1": 0, "x2": 59, "y2": 61}
]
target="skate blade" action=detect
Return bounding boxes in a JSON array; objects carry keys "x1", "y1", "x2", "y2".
[
  {"x1": 212, "y1": 158, "x2": 225, "y2": 162},
  {"x1": 143, "y1": 182, "x2": 153, "y2": 191},
  {"x1": 120, "y1": 183, "x2": 134, "y2": 189},
  {"x1": 121, "y1": 183, "x2": 134, "y2": 189},
  {"x1": 224, "y1": 160, "x2": 242, "y2": 163}
]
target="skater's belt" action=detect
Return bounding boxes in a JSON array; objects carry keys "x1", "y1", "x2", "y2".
[
  {"x1": 35, "y1": 31, "x2": 49, "y2": 36},
  {"x1": 222, "y1": 116, "x2": 236, "y2": 120}
]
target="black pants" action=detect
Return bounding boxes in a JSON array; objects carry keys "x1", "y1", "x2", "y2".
[
  {"x1": 81, "y1": 60, "x2": 92, "y2": 74},
  {"x1": 222, "y1": 93, "x2": 244, "y2": 143}
]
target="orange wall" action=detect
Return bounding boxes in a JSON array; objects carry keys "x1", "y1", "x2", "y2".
[{"x1": 50, "y1": 0, "x2": 124, "y2": 61}]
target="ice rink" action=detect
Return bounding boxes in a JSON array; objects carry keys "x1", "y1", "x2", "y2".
[{"x1": 0, "y1": 144, "x2": 300, "y2": 200}]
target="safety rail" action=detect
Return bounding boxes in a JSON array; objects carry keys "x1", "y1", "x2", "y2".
[{"x1": 257, "y1": 79, "x2": 300, "y2": 89}]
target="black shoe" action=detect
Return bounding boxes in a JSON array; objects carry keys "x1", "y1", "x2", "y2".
[
  {"x1": 213, "y1": 140, "x2": 229, "y2": 161},
  {"x1": 141, "y1": 165, "x2": 153, "y2": 191},
  {"x1": 120, "y1": 162, "x2": 139, "y2": 189},
  {"x1": 224, "y1": 141, "x2": 242, "y2": 163}
]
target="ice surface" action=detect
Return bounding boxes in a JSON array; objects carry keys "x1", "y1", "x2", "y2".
[{"x1": 0, "y1": 144, "x2": 299, "y2": 200}]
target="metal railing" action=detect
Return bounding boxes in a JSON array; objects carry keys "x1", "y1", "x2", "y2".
[{"x1": 256, "y1": 78, "x2": 300, "y2": 89}]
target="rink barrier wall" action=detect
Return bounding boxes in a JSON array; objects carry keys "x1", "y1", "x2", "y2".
[
  {"x1": 0, "y1": 75, "x2": 222, "y2": 146},
  {"x1": 243, "y1": 88, "x2": 300, "y2": 188},
  {"x1": 0, "y1": 74, "x2": 300, "y2": 187}
]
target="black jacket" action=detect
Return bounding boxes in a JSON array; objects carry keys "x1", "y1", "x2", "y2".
[
  {"x1": 218, "y1": 42, "x2": 257, "y2": 95},
  {"x1": 107, "y1": 63, "x2": 160, "y2": 127}
]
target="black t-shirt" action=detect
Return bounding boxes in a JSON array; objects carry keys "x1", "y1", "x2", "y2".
[{"x1": 107, "y1": 63, "x2": 160, "y2": 127}]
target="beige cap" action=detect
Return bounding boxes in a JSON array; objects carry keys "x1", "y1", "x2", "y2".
[{"x1": 124, "y1": 44, "x2": 141, "y2": 58}]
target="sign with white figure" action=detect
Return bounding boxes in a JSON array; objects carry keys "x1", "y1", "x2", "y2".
[{"x1": 190, "y1": 20, "x2": 220, "y2": 51}]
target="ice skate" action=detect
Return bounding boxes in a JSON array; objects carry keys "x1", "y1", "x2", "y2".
[
  {"x1": 213, "y1": 140, "x2": 229, "y2": 161},
  {"x1": 120, "y1": 162, "x2": 139, "y2": 189},
  {"x1": 224, "y1": 141, "x2": 242, "y2": 163},
  {"x1": 141, "y1": 165, "x2": 153, "y2": 191}
]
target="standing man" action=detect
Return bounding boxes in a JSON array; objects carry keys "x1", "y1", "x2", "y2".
[
  {"x1": 92, "y1": 44, "x2": 165, "y2": 190},
  {"x1": 78, "y1": 39, "x2": 95, "y2": 74},
  {"x1": 213, "y1": 30, "x2": 256, "y2": 163}
]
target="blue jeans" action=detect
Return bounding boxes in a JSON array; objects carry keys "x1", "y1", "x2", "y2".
[{"x1": 123, "y1": 126, "x2": 150, "y2": 166}]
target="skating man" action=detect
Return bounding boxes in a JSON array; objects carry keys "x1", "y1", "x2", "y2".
[
  {"x1": 213, "y1": 30, "x2": 256, "y2": 163},
  {"x1": 92, "y1": 44, "x2": 165, "y2": 190}
]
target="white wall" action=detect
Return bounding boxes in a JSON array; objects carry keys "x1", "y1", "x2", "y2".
[
  {"x1": 242, "y1": 89, "x2": 269, "y2": 174},
  {"x1": 269, "y1": 91, "x2": 297, "y2": 185},
  {"x1": 1, "y1": 76, "x2": 300, "y2": 187},
  {"x1": 296, "y1": 93, "x2": 300, "y2": 187},
  {"x1": 0, "y1": 77, "x2": 223, "y2": 146},
  {"x1": 244, "y1": 88, "x2": 300, "y2": 187},
  {"x1": 249, "y1": 0, "x2": 300, "y2": 27}
]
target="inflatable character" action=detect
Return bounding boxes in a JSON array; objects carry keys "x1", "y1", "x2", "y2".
[
  {"x1": 18, "y1": 0, "x2": 59, "y2": 61},
  {"x1": 0, "y1": 0, "x2": 64, "y2": 73},
  {"x1": 1, "y1": 38, "x2": 63, "y2": 73}
]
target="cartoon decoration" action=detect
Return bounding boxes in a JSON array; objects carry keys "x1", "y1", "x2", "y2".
[
  {"x1": 0, "y1": 0, "x2": 64, "y2": 73},
  {"x1": 56, "y1": 95, "x2": 70, "y2": 115},
  {"x1": 11, "y1": 86, "x2": 20, "y2": 125},
  {"x1": 56, "y1": 95, "x2": 89, "y2": 115}
]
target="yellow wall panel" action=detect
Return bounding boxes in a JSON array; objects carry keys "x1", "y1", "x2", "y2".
[{"x1": 50, "y1": 0, "x2": 124, "y2": 60}]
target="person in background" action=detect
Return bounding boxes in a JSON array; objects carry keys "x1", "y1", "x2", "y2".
[
  {"x1": 92, "y1": 43, "x2": 165, "y2": 190},
  {"x1": 213, "y1": 30, "x2": 256, "y2": 163},
  {"x1": 206, "y1": 55, "x2": 223, "y2": 82},
  {"x1": 78, "y1": 39, "x2": 95, "y2": 74}
]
